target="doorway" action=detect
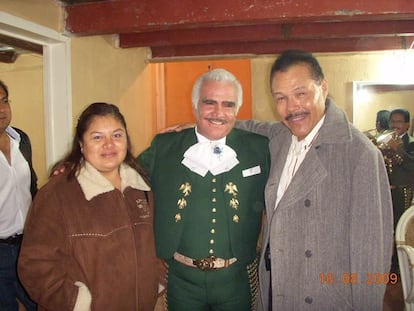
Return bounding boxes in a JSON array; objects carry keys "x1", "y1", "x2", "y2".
[{"x1": 154, "y1": 59, "x2": 252, "y2": 133}]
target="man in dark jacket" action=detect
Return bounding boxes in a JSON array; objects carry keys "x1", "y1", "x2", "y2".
[
  {"x1": 387, "y1": 108, "x2": 414, "y2": 226},
  {"x1": 0, "y1": 79, "x2": 37, "y2": 311},
  {"x1": 386, "y1": 108, "x2": 414, "y2": 273}
]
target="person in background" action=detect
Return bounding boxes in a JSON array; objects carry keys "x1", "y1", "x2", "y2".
[
  {"x1": 236, "y1": 50, "x2": 393, "y2": 310},
  {"x1": 0, "y1": 80, "x2": 37, "y2": 311},
  {"x1": 363, "y1": 110, "x2": 390, "y2": 143},
  {"x1": 387, "y1": 108, "x2": 414, "y2": 224},
  {"x1": 376, "y1": 109, "x2": 391, "y2": 136},
  {"x1": 18, "y1": 102, "x2": 164, "y2": 311},
  {"x1": 138, "y1": 68, "x2": 270, "y2": 311},
  {"x1": 386, "y1": 108, "x2": 414, "y2": 274}
]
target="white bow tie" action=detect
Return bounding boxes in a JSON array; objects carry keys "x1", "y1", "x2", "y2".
[{"x1": 182, "y1": 142, "x2": 239, "y2": 176}]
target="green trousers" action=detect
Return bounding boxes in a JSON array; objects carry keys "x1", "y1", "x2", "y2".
[{"x1": 166, "y1": 259, "x2": 258, "y2": 311}]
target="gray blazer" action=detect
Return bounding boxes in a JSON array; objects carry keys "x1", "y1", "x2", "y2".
[{"x1": 238, "y1": 99, "x2": 393, "y2": 310}]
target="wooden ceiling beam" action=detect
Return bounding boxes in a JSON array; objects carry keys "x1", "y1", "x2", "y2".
[
  {"x1": 64, "y1": 0, "x2": 414, "y2": 35},
  {"x1": 0, "y1": 34, "x2": 43, "y2": 54},
  {"x1": 119, "y1": 20, "x2": 414, "y2": 48},
  {"x1": 149, "y1": 36, "x2": 413, "y2": 59}
]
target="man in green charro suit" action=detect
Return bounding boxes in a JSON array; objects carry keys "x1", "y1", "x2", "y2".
[{"x1": 138, "y1": 69, "x2": 270, "y2": 311}]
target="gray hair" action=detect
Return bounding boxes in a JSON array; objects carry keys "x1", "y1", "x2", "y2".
[{"x1": 191, "y1": 68, "x2": 243, "y2": 113}]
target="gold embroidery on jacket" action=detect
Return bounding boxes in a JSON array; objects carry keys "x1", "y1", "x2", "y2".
[{"x1": 226, "y1": 182, "x2": 240, "y2": 223}]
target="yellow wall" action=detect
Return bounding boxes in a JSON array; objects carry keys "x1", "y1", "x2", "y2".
[
  {"x1": 0, "y1": 54, "x2": 46, "y2": 185},
  {"x1": 251, "y1": 51, "x2": 414, "y2": 125},
  {"x1": 1, "y1": 0, "x2": 62, "y2": 30},
  {"x1": 70, "y1": 35, "x2": 154, "y2": 157},
  {"x1": 1, "y1": 0, "x2": 61, "y2": 186},
  {"x1": 1, "y1": 2, "x2": 154, "y2": 186},
  {"x1": 355, "y1": 90, "x2": 414, "y2": 132}
]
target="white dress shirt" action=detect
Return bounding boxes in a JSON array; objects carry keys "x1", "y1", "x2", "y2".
[
  {"x1": 0, "y1": 127, "x2": 32, "y2": 238},
  {"x1": 275, "y1": 116, "x2": 325, "y2": 209}
]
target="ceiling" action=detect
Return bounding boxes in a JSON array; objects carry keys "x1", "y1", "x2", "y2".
[
  {"x1": 3, "y1": 0, "x2": 414, "y2": 63},
  {"x1": 60, "y1": 0, "x2": 414, "y2": 61}
]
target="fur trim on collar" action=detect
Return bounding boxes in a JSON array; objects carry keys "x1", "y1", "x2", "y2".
[{"x1": 77, "y1": 161, "x2": 150, "y2": 201}]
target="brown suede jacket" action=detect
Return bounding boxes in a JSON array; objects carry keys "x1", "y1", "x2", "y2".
[{"x1": 18, "y1": 162, "x2": 165, "y2": 311}]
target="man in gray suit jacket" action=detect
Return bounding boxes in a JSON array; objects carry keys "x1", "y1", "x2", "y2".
[{"x1": 237, "y1": 50, "x2": 393, "y2": 310}]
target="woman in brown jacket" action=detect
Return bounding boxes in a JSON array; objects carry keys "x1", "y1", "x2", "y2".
[{"x1": 18, "y1": 102, "x2": 165, "y2": 311}]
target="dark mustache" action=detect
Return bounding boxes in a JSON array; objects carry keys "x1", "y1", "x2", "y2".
[
  {"x1": 206, "y1": 117, "x2": 227, "y2": 123},
  {"x1": 285, "y1": 111, "x2": 310, "y2": 121}
]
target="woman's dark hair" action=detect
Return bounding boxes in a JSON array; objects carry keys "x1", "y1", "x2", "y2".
[
  {"x1": 376, "y1": 110, "x2": 391, "y2": 131},
  {"x1": 51, "y1": 102, "x2": 146, "y2": 180},
  {"x1": 270, "y1": 49, "x2": 325, "y2": 87}
]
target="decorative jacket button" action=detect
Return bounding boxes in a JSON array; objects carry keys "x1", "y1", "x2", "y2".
[
  {"x1": 305, "y1": 250, "x2": 312, "y2": 258},
  {"x1": 304, "y1": 199, "x2": 311, "y2": 207},
  {"x1": 305, "y1": 296, "x2": 313, "y2": 304}
]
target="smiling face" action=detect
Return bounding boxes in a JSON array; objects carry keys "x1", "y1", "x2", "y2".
[
  {"x1": 80, "y1": 115, "x2": 127, "y2": 179},
  {"x1": 390, "y1": 112, "x2": 409, "y2": 136},
  {"x1": 194, "y1": 79, "x2": 238, "y2": 141},
  {"x1": 271, "y1": 63, "x2": 328, "y2": 140}
]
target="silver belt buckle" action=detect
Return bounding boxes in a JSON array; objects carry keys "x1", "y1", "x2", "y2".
[{"x1": 193, "y1": 256, "x2": 217, "y2": 271}]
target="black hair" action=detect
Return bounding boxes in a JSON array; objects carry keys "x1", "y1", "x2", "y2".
[
  {"x1": 390, "y1": 108, "x2": 410, "y2": 123},
  {"x1": 376, "y1": 110, "x2": 391, "y2": 131},
  {"x1": 270, "y1": 49, "x2": 324, "y2": 87},
  {"x1": 51, "y1": 102, "x2": 147, "y2": 180},
  {"x1": 0, "y1": 80, "x2": 9, "y2": 96}
]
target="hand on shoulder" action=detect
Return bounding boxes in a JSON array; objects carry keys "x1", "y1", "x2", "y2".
[{"x1": 159, "y1": 123, "x2": 195, "y2": 133}]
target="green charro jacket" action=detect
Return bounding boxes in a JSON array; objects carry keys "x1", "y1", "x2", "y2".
[{"x1": 138, "y1": 128, "x2": 270, "y2": 264}]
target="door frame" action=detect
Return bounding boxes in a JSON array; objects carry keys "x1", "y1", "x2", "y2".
[{"x1": 0, "y1": 11, "x2": 72, "y2": 168}]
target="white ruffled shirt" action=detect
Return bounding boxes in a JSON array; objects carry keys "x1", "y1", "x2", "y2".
[{"x1": 181, "y1": 128, "x2": 239, "y2": 177}]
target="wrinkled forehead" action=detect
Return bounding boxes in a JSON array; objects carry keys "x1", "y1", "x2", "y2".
[
  {"x1": 199, "y1": 80, "x2": 238, "y2": 100},
  {"x1": 271, "y1": 64, "x2": 315, "y2": 92}
]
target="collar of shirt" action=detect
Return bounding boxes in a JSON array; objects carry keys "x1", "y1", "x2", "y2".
[
  {"x1": 275, "y1": 114, "x2": 326, "y2": 209},
  {"x1": 5, "y1": 126, "x2": 21, "y2": 143},
  {"x1": 399, "y1": 132, "x2": 407, "y2": 139},
  {"x1": 290, "y1": 114, "x2": 325, "y2": 152},
  {"x1": 194, "y1": 127, "x2": 226, "y2": 145}
]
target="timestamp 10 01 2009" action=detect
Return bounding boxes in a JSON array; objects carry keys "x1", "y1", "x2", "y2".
[{"x1": 320, "y1": 272, "x2": 398, "y2": 285}]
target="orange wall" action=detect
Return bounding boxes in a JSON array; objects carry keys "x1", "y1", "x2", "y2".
[{"x1": 163, "y1": 59, "x2": 252, "y2": 128}]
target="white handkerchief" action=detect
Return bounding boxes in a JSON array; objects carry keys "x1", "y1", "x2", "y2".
[
  {"x1": 242, "y1": 165, "x2": 261, "y2": 177},
  {"x1": 182, "y1": 142, "x2": 239, "y2": 176}
]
